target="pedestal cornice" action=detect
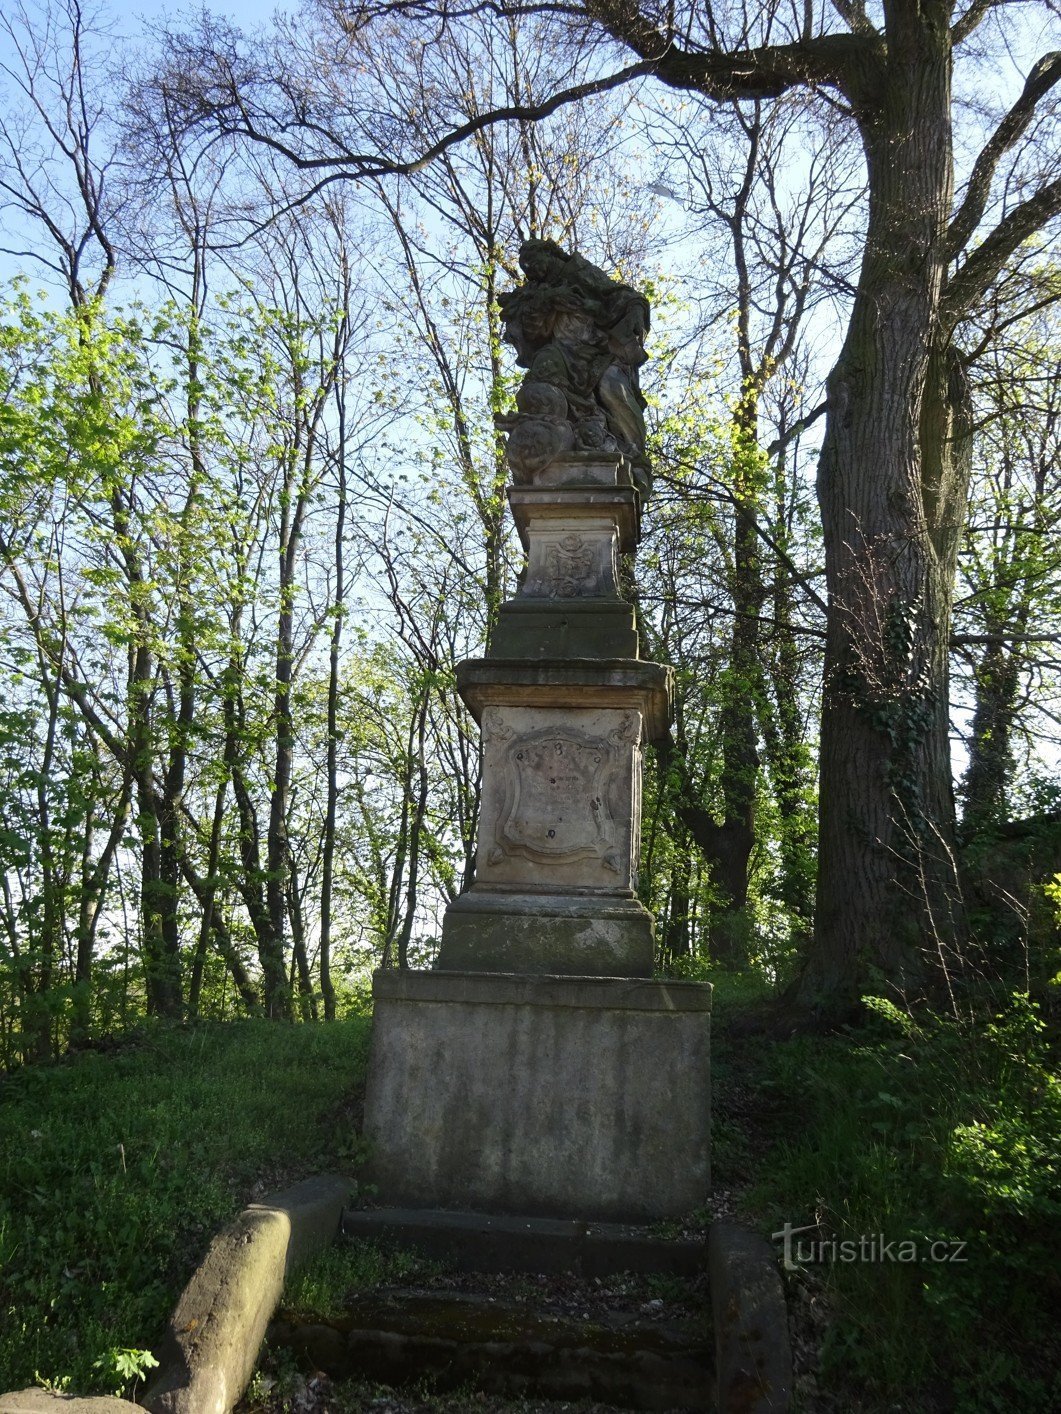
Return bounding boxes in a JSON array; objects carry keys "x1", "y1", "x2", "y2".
[{"x1": 455, "y1": 657, "x2": 673, "y2": 742}]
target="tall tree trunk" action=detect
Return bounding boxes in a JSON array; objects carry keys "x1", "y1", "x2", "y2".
[
  {"x1": 264, "y1": 417, "x2": 317, "y2": 1019},
  {"x1": 660, "y1": 823, "x2": 693, "y2": 964},
  {"x1": 710, "y1": 402, "x2": 766, "y2": 965},
  {"x1": 26, "y1": 650, "x2": 64, "y2": 1061},
  {"x1": 224, "y1": 668, "x2": 288, "y2": 1016},
  {"x1": 320, "y1": 373, "x2": 348, "y2": 1022},
  {"x1": 758, "y1": 623, "x2": 816, "y2": 939},
  {"x1": 111, "y1": 473, "x2": 182, "y2": 1019},
  {"x1": 179, "y1": 843, "x2": 261, "y2": 1015},
  {"x1": 160, "y1": 292, "x2": 206, "y2": 1020},
  {"x1": 288, "y1": 851, "x2": 318, "y2": 1022},
  {"x1": 71, "y1": 775, "x2": 132, "y2": 1047},
  {"x1": 394, "y1": 689, "x2": 431, "y2": 971},
  {"x1": 800, "y1": 19, "x2": 969, "y2": 1013},
  {"x1": 758, "y1": 456, "x2": 816, "y2": 940},
  {"x1": 961, "y1": 627, "x2": 1027, "y2": 829}
]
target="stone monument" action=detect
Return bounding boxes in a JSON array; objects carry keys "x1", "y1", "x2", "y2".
[{"x1": 363, "y1": 240, "x2": 712, "y2": 1221}]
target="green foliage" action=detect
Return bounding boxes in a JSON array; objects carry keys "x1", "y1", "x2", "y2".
[
  {"x1": 0, "y1": 1017, "x2": 371, "y2": 1396},
  {"x1": 92, "y1": 1347, "x2": 159, "y2": 1396},
  {"x1": 284, "y1": 1240, "x2": 434, "y2": 1321},
  {"x1": 741, "y1": 991, "x2": 1061, "y2": 1410}
]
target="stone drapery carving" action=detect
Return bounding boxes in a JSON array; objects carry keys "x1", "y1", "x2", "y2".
[{"x1": 499, "y1": 240, "x2": 651, "y2": 493}]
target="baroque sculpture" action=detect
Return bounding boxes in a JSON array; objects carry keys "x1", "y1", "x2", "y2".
[
  {"x1": 499, "y1": 239, "x2": 652, "y2": 495},
  {"x1": 362, "y1": 238, "x2": 712, "y2": 1225}
]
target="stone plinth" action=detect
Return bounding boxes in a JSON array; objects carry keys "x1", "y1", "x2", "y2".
[
  {"x1": 508, "y1": 484, "x2": 641, "y2": 553},
  {"x1": 490, "y1": 598, "x2": 638, "y2": 659},
  {"x1": 438, "y1": 890, "x2": 654, "y2": 976},
  {"x1": 456, "y1": 658, "x2": 672, "y2": 736},
  {"x1": 363, "y1": 969, "x2": 712, "y2": 1221},
  {"x1": 436, "y1": 658, "x2": 671, "y2": 976},
  {"x1": 490, "y1": 477, "x2": 642, "y2": 661}
]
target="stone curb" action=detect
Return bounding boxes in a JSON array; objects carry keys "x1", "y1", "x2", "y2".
[
  {"x1": 0, "y1": 1175, "x2": 352, "y2": 1414},
  {"x1": 141, "y1": 1173, "x2": 354, "y2": 1414},
  {"x1": 709, "y1": 1222, "x2": 792, "y2": 1413}
]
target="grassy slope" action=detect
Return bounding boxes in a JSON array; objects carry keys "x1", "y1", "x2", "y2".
[
  {"x1": 0, "y1": 1017, "x2": 371, "y2": 1396},
  {"x1": 2, "y1": 986, "x2": 1058, "y2": 1412},
  {"x1": 711, "y1": 976, "x2": 1061, "y2": 1413}
]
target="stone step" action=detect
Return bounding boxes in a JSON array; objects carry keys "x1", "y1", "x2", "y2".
[
  {"x1": 340, "y1": 1206, "x2": 707, "y2": 1279},
  {"x1": 267, "y1": 1286, "x2": 711, "y2": 1412}
]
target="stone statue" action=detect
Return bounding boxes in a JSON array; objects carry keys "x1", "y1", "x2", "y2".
[{"x1": 498, "y1": 239, "x2": 651, "y2": 494}]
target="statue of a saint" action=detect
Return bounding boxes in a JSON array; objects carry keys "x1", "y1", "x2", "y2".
[{"x1": 498, "y1": 239, "x2": 651, "y2": 494}]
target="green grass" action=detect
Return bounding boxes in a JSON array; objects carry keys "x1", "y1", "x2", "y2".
[
  {"x1": 283, "y1": 1239, "x2": 435, "y2": 1321},
  {"x1": 0, "y1": 1017, "x2": 371, "y2": 1396},
  {"x1": 719, "y1": 986, "x2": 1061, "y2": 1412}
]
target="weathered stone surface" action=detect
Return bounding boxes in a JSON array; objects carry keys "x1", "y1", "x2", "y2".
[
  {"x1": 522, "y1": 516, "x2": 620, "y2": 598},
  {"x1": 267, "y1": 1287, "x2": 710, "y2": 1411},
  {"x1": 508, "y1": 482, "x2": 640, "y2": 553},
  {"x1": 524, "y1": 452, "x2": 636, "y2": 490},
  {"x1": 437, "y1": 889, "x2": 654, "y2": 976},
  {"x1": 709, "y1": 1222, "x2": 792, "y2": 1413},
  {"x1": 489, "y1": 600, "x2": 639, "y2": 660},
  {"x1": 0, "y1": 1395, "x2": 137, "y2": 1412},
  {"x1": 142, "y1": 1175, "x2": 352, "y2": 1414},
  {"x1": 498, "y1": 240, "x2": 651, "y2": 492},
  {"x1": 363, "y1": 970, "x2": 711, "y2": 1221},
  {"x1": 455, "y1": 657, "x2": 672, "y2": 741},
  {"x1": 475, "y1": 703, "x2": 642, "y2": 891}
]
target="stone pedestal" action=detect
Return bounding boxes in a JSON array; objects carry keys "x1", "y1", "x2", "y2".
[
  {"x1": 436, "y1": 657, "x2": 669, "y2": 977},
  {"x1": 436, "y1": 456, "x2": 671, "y2": 979},
  {"x1": 363, "y1": 970, "x2": 712, "y2": 1221}
]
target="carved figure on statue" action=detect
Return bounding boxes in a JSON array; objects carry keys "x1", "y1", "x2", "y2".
[{"x1": 499, "y1": 239, "x2": 651, "y2": 494}]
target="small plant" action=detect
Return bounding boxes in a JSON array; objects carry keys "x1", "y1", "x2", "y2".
[
  {"x1": 643, "y1": 1272, "x2": 694, "y2": 1303},
  {"x1": 91, "y1": 1347, "x2": 158, "y2": 1395}
]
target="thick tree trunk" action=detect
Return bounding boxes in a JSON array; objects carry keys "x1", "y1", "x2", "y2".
[{"x1": 799, "y1": 17, "x2": 969, "y2": 1014}]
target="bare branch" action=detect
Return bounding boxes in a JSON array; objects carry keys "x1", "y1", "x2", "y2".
[
  {"x1": 829, "y1": 0, "x2": 876, "y2": 37},
  {"x1": 945, "y1": 177, "x2": 1061, "y2": 323},
  {"x1": 946, "y1": 51, "x2": 1061, "y2": 262},
  {"x1": 584, "y1": 1, "x2": 874, "y2": 101},
  {"x1": 167, "y1": 46, "x2": 656, "y2": 189},
  {"x1": 765, "y1": 398, "x2": 830, "y2": 458},
  {"x1": 952, "y1": 0, "x2": 1017, "y2": 46}
]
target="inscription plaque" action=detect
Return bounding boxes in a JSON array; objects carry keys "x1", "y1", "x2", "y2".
[{"x1": 488, "y1": 724, "x2": 623, "y2": 871}]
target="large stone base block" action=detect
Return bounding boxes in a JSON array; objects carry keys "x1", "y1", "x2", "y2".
[
  {"x1": 363, "y1": 970, "x2": 712, "y2": 1222},
  {"x1": 437, "y1": 889, "x2": 654, "y2": 976}
]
